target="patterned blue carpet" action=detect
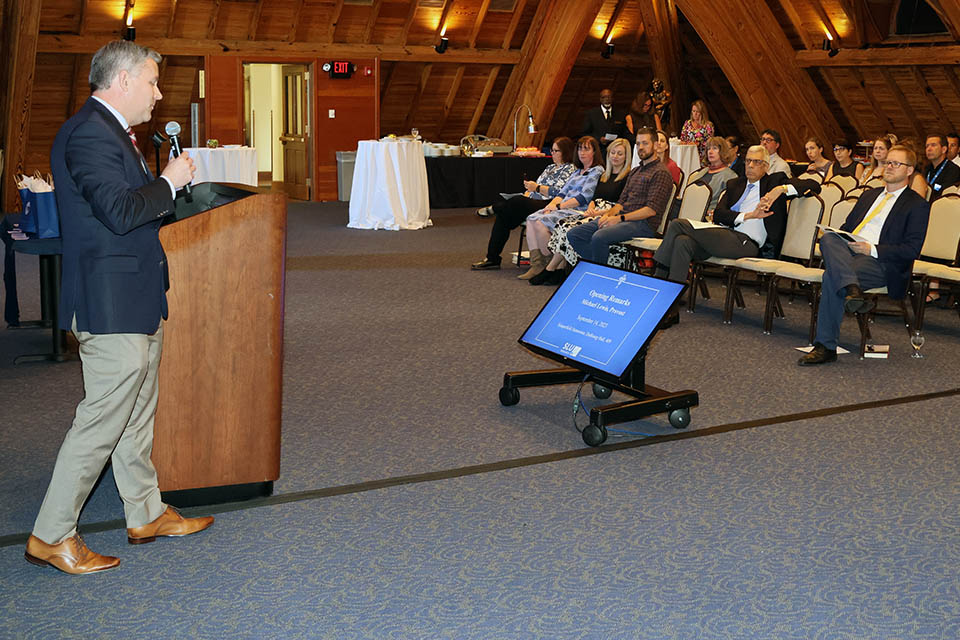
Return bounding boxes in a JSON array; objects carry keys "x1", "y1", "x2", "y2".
[{"x1": 2, "y1": 202, "x2": 959, "y2": 637}]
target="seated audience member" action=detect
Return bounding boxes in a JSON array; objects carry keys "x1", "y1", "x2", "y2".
[
  {"x1": 861, "y1": 134, "x2": 897, "y2": 183},
  {"x1": 924, "y1": 134, "x2": 960, "y2": 201},
  {"x1": 824, "y1": 139, "x2": 863, "y2": 182},
  {"x1": 566, "y1": 128, "x2": 673, "y2": 266},
  {"x1": 540, "y1": 139, "x2": 633, "y2": 281},
  {"x1": 898, "y1": 137, "x2": 931, "y2": 197},
  {"x1": 581, "y1": 88, "x2": 626, "y2": 150},
  {"x1": 520, "y1": 137, "x2": 604, "y2": 281},
  {"x1": 476, "y1": 137, "x2": 575, "y2": 217},
  {"x1": 799, "y1": 145, "x2": 930, "y2": 365},
  {"x1": 679, "y1": 99, "x2": 714, "y2": 165},
  {"x1": 471, "y1": 136, "x2": 600, "y2": 271},
  {"x1": 652, "y1": 145, "x2": 821, "y2": 328},
  {"x1": 656, "y1": 129, "x2": 682, "y2": 186},
  {"x1": 804, "y1": 137, "x2": 832, "y2": 177},
  {"x1": 727, "y1": 136, "x2": 745, "y2": 177},
  {"x1": 625, "y1": 92, "x2": 661, "y2": 137},
  {"x1": 760, "y1": 129, "x2": 792, "y2": 177},
  {"x1": 948, "y1": 132, "x2": 960, "y2": 168},
  {"x1": 687, "y1": 137, "x2": 738, "y2": 212}
]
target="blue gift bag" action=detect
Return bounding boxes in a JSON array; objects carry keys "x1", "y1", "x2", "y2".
[{"x1": 17, "y1": 186, "x2": 37, "y2": 235}]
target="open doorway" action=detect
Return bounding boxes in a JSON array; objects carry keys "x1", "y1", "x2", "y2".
[{"x1": 242, "y1": 63, "x2": 311, "y2": 200}]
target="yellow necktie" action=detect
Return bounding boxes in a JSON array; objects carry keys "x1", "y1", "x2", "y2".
[{"x1": 852, "y1": 192, "x2": 893, "y2": 235}]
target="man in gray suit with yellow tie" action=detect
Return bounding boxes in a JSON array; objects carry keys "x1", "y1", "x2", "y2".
[{"x1": 25, "y1": 41, "x2": 212, "y2": 575}]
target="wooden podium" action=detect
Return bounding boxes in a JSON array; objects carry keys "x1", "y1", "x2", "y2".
[{"x1": 153, "y1": 185, "x2": 286, "y2": 505}]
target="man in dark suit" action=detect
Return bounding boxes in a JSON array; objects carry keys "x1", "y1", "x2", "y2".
[
  {"x1": 653, "y1": 144, "x2": 820, "y2": 298},
  {"x1": 580, "y1": 89, "x2": 625, "y2": 150},
  {"x1": 799, "y1": 145, "x2": 930, "y2": 365},
  {"x1": 924, "y1": 134, "x2": 960, "y2": 201},
  {"x1": 25, "y1": 41, "x2": 212, "y2": 575}
]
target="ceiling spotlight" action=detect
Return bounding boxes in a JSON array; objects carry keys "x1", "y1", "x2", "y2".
[
  {"x1": 601, "y1": 39, "x2": 615, "y2": 59},
  {"x1": 435, "y1": 36, "x2": 448, "y2": 54}
]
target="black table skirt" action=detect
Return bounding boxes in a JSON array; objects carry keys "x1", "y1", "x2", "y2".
[{"x1": 425, "y1": 156, "x2": 553, "y2": 209}]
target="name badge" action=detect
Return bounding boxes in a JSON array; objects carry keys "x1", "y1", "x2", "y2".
[{"x1": 934, "y1": 183, "x2": 942, "y2": 191}]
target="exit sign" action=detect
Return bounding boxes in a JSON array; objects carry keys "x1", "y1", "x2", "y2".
[{"x1": 326, "y1": 61, "x2": 354, "y2": 79}]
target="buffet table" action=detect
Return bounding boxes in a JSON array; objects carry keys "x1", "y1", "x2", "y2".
[
  {"x1": 179, "y1": 147, "x2": 258, "y2": 186},
  {"x1": 425, "y1": 155, "x2": 553, "y2": 208},
  {"x1": 348, "y1": 139, "x2": 431, "y2": 230}
]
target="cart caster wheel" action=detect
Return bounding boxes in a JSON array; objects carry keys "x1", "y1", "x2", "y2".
[
  {"x1": 499, "y1": 386, "x2": 520, "y2": 406},
  {"x1": 668, "y1": 408, "x2": 691, "y2": 429},
  {"x1": 592, "y1": 383, "x2": 612, "y2": 399},
  {"x1": 582, "y1": 423, "x2": 608, "y2": 446}
]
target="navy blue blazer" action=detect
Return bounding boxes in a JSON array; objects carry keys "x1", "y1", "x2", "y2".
[
  {"x1": 840, "y1": 186, "x2": 929, "y2": 300},
  {"x1": 50, "y1": 98, "x2": 175, "y2": 334}
]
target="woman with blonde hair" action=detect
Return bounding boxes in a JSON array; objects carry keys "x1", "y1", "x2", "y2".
[
  {"x1": 861, "y1": 134, "x2": 897, "y2": 183},
  {"x1": 679, "y1": 99, "x2": 714, "y2": 165}
]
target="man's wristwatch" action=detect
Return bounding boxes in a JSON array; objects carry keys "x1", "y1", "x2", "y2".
[{"x1": 619, "y1": 214, "x2": 626, "y2": 223}]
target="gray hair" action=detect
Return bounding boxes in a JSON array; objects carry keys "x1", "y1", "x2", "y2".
[
  {"x1": 89, "y1": 40, "x2": 161, "y2": 92},
  {"x1": 746, "y1": 144, "x2": 769, "y2": 164}
]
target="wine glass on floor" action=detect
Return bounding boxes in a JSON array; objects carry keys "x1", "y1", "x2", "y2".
[{"x1": 910, "y1": 329, "x2": 925, "y2": 358}]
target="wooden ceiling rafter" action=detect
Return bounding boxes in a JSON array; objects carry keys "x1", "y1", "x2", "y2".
[
  {"x1": 433, "y1": 0, "x2": 454, "y2": 41},
  {"x1": 848, "y1": 67, "x2": 894, "y2": 133},
  {"x1": 206, "y1": 0, "x2": 222, "y2": 39},
  {"x1": 808, "y1": 0, "x2": 841, "y2": 45},
  {"x1": 501, "y1": 0, "x2": 528, "y2": 48},
  {"x1": 926, "y1": 0, "x2": 960, "y2": 39},
  {"x1": 601, "y1": 0, "x2": 629, "y2": 45},
  {"x1": 248, "y1": 0, "x2": 265, "y2": 41},
  {"x1": 328, "y1": 0, "x2": 346, "y2": 44},
  {"x1": 636, "y1": 0, "x2": 685, "y2": 128},
  {"x1": 400, "y1": 1, "x2": 420, "y2": 45},
  {"x1": 435, "y1": 64, "x2": 466, "y2": 136},
  {"x1": 166, "y1": 0, "x2": 179, "y2": 37},
  {"x1": 288, "y1": 0, "x2": 306, "y2": 43},
  {"x1": 879, "y1": 67, "x2": 923, "y2": 138},
  {"x1": 36, "y1": 35, "x2": 521, "y2": 64},
  {"x1": 819, "y1": 67, "x2": 868, "y2": 139},
  {"x1": 632, "y1": 21, "x2": 646, "y2": 53},
  {"x1": 404, "y1": 63, "x2": 434, "y2": 131},
  {"x1": 79, "y1": 0, "x2": 89, "y2": 34},
  {"x1": 777, "y1": 0, "x2": 817, "y2": 50},
  {"x1": 469, "y1": 0, "x2": 492, "y2": 48},
  {"x1": 909, "y1": 65, "x2": 953, "y2": 133},
  {"x1": 363, "y1": 0, "x2": 384, "y2": 44},
  {"x1": 797, "y1": 45, "x2": 960, "y2": 66},
  {"x1": 467, "y1": 65, "x2": 500, "y2": 134}
]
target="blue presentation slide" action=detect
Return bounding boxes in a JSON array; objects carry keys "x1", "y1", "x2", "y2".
[{"x1": 521, "y1": 262, "x2": 683, "y2": 378}]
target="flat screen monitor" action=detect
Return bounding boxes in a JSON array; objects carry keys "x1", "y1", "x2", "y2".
[{"x1": 519, "y1": 260, "x2": 684, "y2": 383}]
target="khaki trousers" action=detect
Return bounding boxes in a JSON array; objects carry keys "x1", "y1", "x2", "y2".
[{"x1": 32, "y1": 317, "x2": 166, "y2": 544}]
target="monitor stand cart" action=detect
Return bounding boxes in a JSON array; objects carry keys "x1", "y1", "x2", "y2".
[{"x1": 499, "y1": 352, "x2": 698, "y2": 446}]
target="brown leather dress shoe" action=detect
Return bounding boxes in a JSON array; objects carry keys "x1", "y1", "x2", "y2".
[
  {"x1": 25, "y1": 534, "x2": 120, "y2": 575},
  {"x1": 127, "y1": 506, "x2": 214, "y2": 545}
]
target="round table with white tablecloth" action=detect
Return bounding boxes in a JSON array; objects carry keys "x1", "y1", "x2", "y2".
[
  {"x1": 631, "y1": 139, "x2": 702, "y2": 191},
  {"x1": 177, "y1": 147, "x2": 258, "y2": 186},
  {"x1": 348, "y1": 139, "x2": 431, "y2": 230}
]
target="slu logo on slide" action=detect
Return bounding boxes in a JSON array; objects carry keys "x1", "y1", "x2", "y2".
[{"x1": 562, "y1": 342, "x2": 582, "y2": 357}]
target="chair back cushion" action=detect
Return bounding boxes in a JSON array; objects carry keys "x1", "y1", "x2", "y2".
[
  {"x1": 920, "y1": 194, "x2": 960, "y2": 262},
  {"x1": 781, "y1": 195, "x2": 825, "y2": 261},
  {"x1": 830, "y1": 196, "x2": 858, "y2": 228},
  {"x1": 677, "y1": 182, "x2": 711, "y2": 222}
]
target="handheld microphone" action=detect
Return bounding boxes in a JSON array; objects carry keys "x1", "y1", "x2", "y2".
[{"x1": 164, "y1": 121, "x2": 191, "y2": 196}]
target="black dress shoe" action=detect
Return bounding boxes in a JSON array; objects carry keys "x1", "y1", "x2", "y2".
[
  {"x1": 545, "y1": 269, "x2": 567, "y2": 285},
  {"x1": 798, "y1": 342, "x2": 838, "y2": 366},
  {"x1": 470, "y1": 258, "x2": 501, "y2": 270},
  {"x1": 844, "y1": 284, "x2": 867, "y2": 313},
  {"x1": 529, "y1": 269, "x2": 553, "y2": 285}
]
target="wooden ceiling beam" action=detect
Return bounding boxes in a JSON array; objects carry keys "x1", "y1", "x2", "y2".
[
  {"x1": 400, "y1": 1, "x2": 419, "y2": 45},
  {"x1": 289, "y1": 0, "x2": 306, "y2": 42},
  {"x1": 778, "y1": 0, "x2": 818, "y2": 50},
  {"x1": 926, "y1": 0, "x2": 960, "y2": 39},
  {"x1": 435, "y1": 64, "x2": 465, "y2": 136},
  {"x1": 818, "y1": 68, "x2": 867, "y2": 140},
  {"x1": 469, "y1": 0, "x2": 492, "y2": 48},
  {"x1": 434, "y1": 0, "x2": 453, "y2": 41},
  {"x1": 1, "y1": 0, "x2": 42, "y2": 210},
  {"x1": 879, "y1": 68, "x2": 923, "y2": 139},
  {"x1": 848, "y1": 67, "x2": 893, "y2": 134},
  {"x1": 79, "y1": 0, "x2": 89, "y2": 34},
  {"x1": 404, "y1": 63, "x2": 433, "y2": 132},
  {"x1": 601, "y1": 0, "x2": 629, "y2": 45},
  {"x1": 363, "y1": 0, "x2": 384, "y2": 44},
  {"x1": 467, "y1": 65, "x2": 500, "y2": 135},
  {"x1": 36, "y1": 35, "x2": 522, "y2": 64},
  {"x1": 910, "y1": 66, "x2": 953, "y2": 134},
  {"x1": 797, "y1": 45, "x2": 960, "y2": 67},
  {"x1": 166, "y1": 0, "x2": 179, "y2": 38},
  {"x1": 206, "y1": 0, "x2": 222, "y2": 39},
  {"x1": 328, "y1": 0, "x2": 345, "y2": 44},
  {"x1": 248, "y1": 0, "x2": 264, "y2": 40},
  {"x1": 808, "y1": 0, "x2": 841, "y2": 45},
  {"x1": 501, "y1": 0, "x2": 528, "y2": 49}
]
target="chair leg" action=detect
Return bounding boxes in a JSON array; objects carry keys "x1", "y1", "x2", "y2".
[
  {"x1": 516, "y1": 224, "x2": 526, "y2": 269},
  {"x1": 808, "y1": 284, "x2": 820, "y2": 346},
  {"x1": 856, "y1": 311, "x2": 870, "y2": 358},
  {"x1": 722, "y1": 269, "x2": 738, "y2": 324},
  {"x1": 915, "y1": 278, "x2": 929, "y2": 333},
  {"x1": 688, "y1": 264, "x2": 701, "y2": 312},
  {"x1": 762, "y1": 275, "x2": 778, "y2": 335}
]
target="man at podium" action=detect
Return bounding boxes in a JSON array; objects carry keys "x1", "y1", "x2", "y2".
[{"x1": 25, "y1": 40, "x2": 213, "y2": 575}]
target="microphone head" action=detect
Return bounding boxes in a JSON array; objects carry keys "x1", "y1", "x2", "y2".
[{"x1": 164, "y1": 121, "x2": 182, "y2": 137}]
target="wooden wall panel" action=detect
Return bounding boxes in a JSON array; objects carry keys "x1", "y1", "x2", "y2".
[{"x1": 204, "y1": 54, "x2": 243, "y2": 145}]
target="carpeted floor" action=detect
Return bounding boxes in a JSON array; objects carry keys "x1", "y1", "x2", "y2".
[{"x1": 1, "y1": 202, "x2": 959, "y2": 638}]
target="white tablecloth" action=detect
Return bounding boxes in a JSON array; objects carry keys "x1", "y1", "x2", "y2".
[
  {"x1": 348, "y1": 140, "x2": 431, "y2": 230},
  {"x1": 175, "y1": 147, "x2": 258, "y2": 186},
  {"x1": 631, "y1": 139, "x2": 702, "y2": 188}
]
